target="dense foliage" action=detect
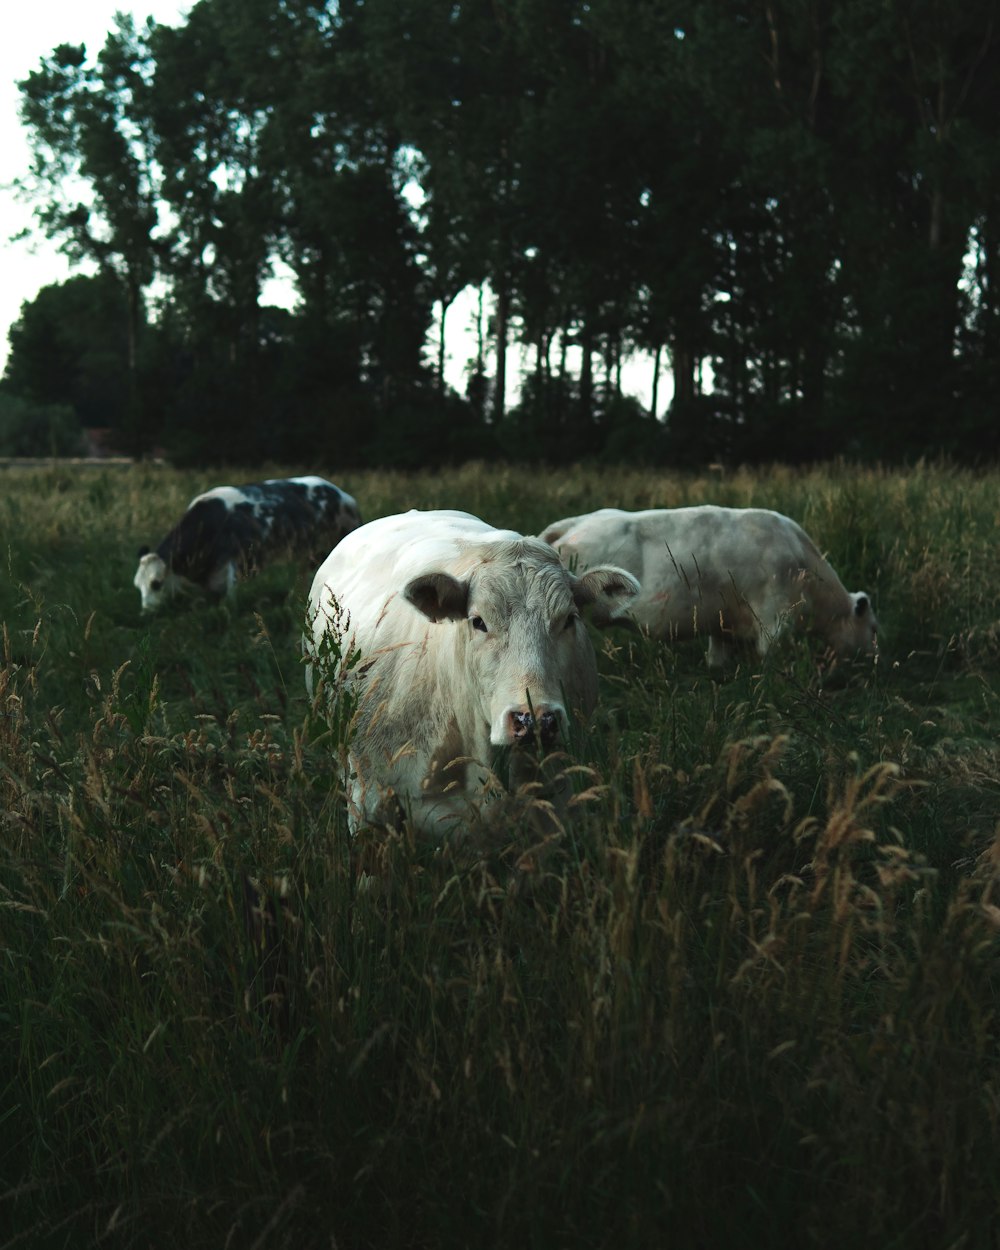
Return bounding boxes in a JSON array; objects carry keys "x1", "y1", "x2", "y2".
[
  {"x1": 7, "y1": 1, "x2": 1000, "y2": 465},
  {"x1": 2, "y1": 460, "x2": 1000, "y2": 1248}
]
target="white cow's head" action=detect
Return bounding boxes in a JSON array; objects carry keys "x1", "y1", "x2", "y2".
[
  {"x1": 404, "y1": 538, "x2": 639, "y2": 748},
  {"x1": 833, "y1": 591, "x2": 878, "y2": 656},
  {"x1": 134, "y1": 549, "x2": 172, "y2": 613}
]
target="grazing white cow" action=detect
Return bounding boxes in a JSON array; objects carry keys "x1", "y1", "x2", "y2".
[
  {"x1": 305, "y1": 509, "x2": 640, "y2": 840},
  {"x1": 540, "y1": 506, "x2": 877, "y2": 669},
  {"x1": 134, "y1": 476, "x2": 361, "y2": 612}
]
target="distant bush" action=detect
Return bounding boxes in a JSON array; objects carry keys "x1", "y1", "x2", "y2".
[{"x1": 0, "y1": 391, "x2": 84, "y2": 457}]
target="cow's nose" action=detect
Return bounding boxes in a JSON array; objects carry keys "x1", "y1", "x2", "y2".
[
  {"x1": 508, "y1": 709, "x2": 561, "y2": 747},
  {"x1": 538, "y1": 711, "x2": 559, "y2": 745}
]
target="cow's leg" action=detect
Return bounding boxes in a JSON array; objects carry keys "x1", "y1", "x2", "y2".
[
  {"x1": 706, "y1": 636, "x2": 732, "y2": 670},
  {"x1": 753, "y1": 609, "x2": 789, "y2": 661},
  {"x1": 206, "y1": 559, "x2": 238, "y2": 598},
  {"x1": 353, "y1": 781, "x2": 565, "y2": 848}
]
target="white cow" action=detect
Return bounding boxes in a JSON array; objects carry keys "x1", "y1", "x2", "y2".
[
  {"x1": 305, "y1": 509, "x2": 640, "y2": 840},
  {"x1": 539, "y1": 506, "x2": 877, "y2": 669},
  {"x1": 135, "y1": 476, "x2": 361, "y2": 612}
]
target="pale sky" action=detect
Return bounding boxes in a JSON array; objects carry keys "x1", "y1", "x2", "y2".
[
  {"x1": 1, "y1": 1, "x2": 665, "y2": 412},
  {"x1": 0, "y1": 2, "x2": 192, "y2": 374}
]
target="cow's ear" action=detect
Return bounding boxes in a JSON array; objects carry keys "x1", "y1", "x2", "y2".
[
  {"x1": 572, "y1": 566, "x2": 641, "y2": 626},
  {"x1": 138, "y1": 545, "x2": 151, "y2": 558},
  {"x1": 405, "y1": 572, "x2": 469, "y2": 623}
]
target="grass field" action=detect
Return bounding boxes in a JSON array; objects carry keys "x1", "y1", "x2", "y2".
[{"x1": 2, "y1": 460, "x2": 1000, "y2": 1249}]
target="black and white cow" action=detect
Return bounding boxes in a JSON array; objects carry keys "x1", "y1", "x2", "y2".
[{"x1": 134, "y1": 476, "x2": 361, "y2": 612}]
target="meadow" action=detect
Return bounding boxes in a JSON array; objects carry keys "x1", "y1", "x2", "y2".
[{"x1": 2, "y1": 459, "x2": 999, "y2": 1249}]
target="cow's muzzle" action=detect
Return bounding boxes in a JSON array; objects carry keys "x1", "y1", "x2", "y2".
[{"x1": 508, "y1": 709, "x2": 561, "y2": 748}]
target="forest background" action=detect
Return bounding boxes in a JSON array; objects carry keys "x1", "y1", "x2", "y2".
[{"x1": 2, "y1": 0, "x2": 999, "y2": 468}]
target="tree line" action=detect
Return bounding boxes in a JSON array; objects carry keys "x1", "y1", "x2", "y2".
[{"x1": 4, "y1": 0, "x2": 1000, "y2": 467}]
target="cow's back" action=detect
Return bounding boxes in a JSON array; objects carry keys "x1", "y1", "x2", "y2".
[
  {"x1": 633, "y1": 508, "x2": 807, "y2": 588},
  {"x1": 548, "y1": 507, "x2": 806, "y2": 582},
  {"x1": 225, "y1": 477, "x2": 359, "y2": 549},
  {"x1": 309, "y1": 510, "x2": 497, "y2": 648}
]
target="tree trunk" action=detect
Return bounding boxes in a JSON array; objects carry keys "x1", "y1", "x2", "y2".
[
  {"x1": 493, "y1": 276, "x2": 508, "y2": 423},
  {"x1": 670, "y1": 339, "x2": 695, "y2": 407},
  {"x1": 579, "y1": 321, "x2": 594, "y2": 421},
  {"x1": 650, "y1": 343, "x2": 662, "y2": 419},
  {"x1": 124, "y1": 269, "x2": 142, "y2": 456},
  {"x1": 476, "y1": 285, "x2": 486, "y2": 377},
  {"x1": 437, "y1": 294, "x2": 454, "y2": 392}
]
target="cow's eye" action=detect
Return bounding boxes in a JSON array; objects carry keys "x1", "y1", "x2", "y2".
[
  {"x1": 471, "y1": 615, "x2": 488, "y2": 633},
  {"x1": 563, "y1": 611, "x2": 579, "y2": 631},
  {"x1": 151, "y1": 579, "x2": 163, "y2": 592}
]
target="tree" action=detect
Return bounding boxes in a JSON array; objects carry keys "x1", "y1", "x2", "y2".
[
  {"x1": 824, "y1": 0, "x2": 999, "y2": 452},
  {"x1": 0, "y1": 394, "x2": 82, "y2": 457},
  {"x1": 14, "y1": 0, "x2": 1000, "y2": 467},
  {"x1": 2, "y1": 273, "x2": 134, "y2": 432},
  {"x1": 17, "y1": 17, "x2": 163, "y2": 452}
]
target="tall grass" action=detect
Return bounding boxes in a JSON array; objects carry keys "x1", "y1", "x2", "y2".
[{"x1": 2, "y1": 460, "x2": 1000, "y2": 1248}]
